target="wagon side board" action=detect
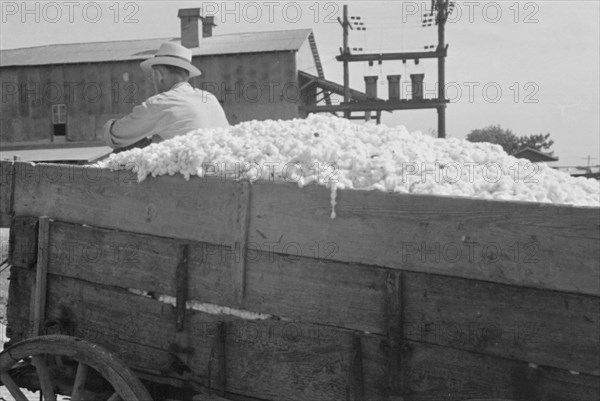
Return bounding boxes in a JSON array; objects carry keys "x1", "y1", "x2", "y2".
[
  {"x1": 14, "y1": 220, "x2": 594, "y2": 377},
  {"x1": 7, "y1": 267, "x2": 600, "y2": 401},
  {"x1": 1, "y1": 162, "x2": 599, "y2": 296},
  {"x1": 6, "y1": 217, "x2": 600, "y2": 400},
  {"x1": 3, "y1": 161, "x2": 600, "y2": 400}
]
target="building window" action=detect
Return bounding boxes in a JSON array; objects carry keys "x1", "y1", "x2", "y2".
[{"x1": 52, "y1": 104, "x2": 67, "y2": 137}]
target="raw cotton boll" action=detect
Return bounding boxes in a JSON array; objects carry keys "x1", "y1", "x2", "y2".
[{"x1": 99, "y1": 114, "x2": 600, "y2": 210}]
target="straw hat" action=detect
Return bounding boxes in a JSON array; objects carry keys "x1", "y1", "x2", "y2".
[{"x1": 140, "y1": 42, "x2": 201, "y2": 77}]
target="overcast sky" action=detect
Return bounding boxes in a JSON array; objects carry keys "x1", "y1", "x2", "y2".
[{"x1": 1, "y1": 0, "x2": 598, "y2": 167}]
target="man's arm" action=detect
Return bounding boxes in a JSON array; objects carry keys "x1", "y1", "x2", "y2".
[{"x1": 102, "y1": 100, "x2": 163, "y2": 148}]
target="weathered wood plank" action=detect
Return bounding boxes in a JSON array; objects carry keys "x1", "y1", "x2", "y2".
[
  {"x1": 9, "y1": 268, "x2": 388, "y2": 400},
  {"x1": 404, "y1": 342, "x2": 600, "y2": 401},
  {"x1": 385, "y1": 271, "x2": 403, "y2": 399},
  {"x1": 403, "y1": 272, "x2": 600, "y2": 376},
  {"x1": 5, "y1": 160, "x2": 599, "y2": 297},
  {"x1": 0, "y1": 161, "x2": 15, "y2": 227},
  {"x1": 348, "y1": 333, "x2": 365, "y2": 401},
  {"x1": 6, "y1": 268, "x2": 192, "y2": 385},
  {"x1": 6, "y1": 266, "x2": 34, "y2": 344},
  {"x1": 47, "y1": 221, "x2": 388, "y2": 334},
  {"x1": 42, "y1": 221, "x2": 600, "y2": 375},
  {"x1": 8, "y1": 216, "x2": 38, "y2": 267},
  {"x1": 243, "y1": 253, "x2": 388, "y2": 335},
  {"x1": 249, "y1": 181, "x2": 600, "y2": 296},
  {"x1": 176, "y1": 244, "x2": 190, "y2": 332},
  {"x1": 32, "y1": 216, "x2": 50, "y2": 336},
  {"x1": 7, "y1": 162, "x2": 239, "y2": 246},
  {"x1": 42, "y1": 272, "x2": 389, "y2": 401},
  {"x1": 230, "y1": 180, "x2": 251, "y2": 305},
  {"x1": 8, "y1": 268, "x2": 599, "y2": 401},
  {"x1": 47, "y1": 220, "x2": 182, "y2": 294}
]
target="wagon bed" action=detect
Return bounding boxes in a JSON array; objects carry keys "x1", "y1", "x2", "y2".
[{"x1": 0, "y1": 160, "x2": 599, "y2": 401}]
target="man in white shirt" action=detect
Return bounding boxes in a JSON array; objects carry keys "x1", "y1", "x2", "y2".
[{"x1": 103, "y1": 42, "x2": 229, "y2": 150}]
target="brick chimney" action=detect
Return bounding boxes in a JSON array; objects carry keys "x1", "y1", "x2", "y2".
[
  {"x1": 364, "y1": 76, "x2": 378, "y2": 99},
  {"x1": 202, "y1": 16, "x2": 216, "y2": 38},
  {"x1": 178, "y1": 8, "x2": 216, "y2": 48}
]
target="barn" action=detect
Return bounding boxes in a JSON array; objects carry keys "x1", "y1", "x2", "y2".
[{"x1": 0, "y1": 8, "x2": 359, "y2": 149}]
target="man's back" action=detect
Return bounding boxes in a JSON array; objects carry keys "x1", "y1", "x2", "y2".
[
  {"x1": 104, "y1": 42, "x2": 230, "y2": 149},
  {"x1": 146, "y1": 82, "x2": 229, "y2": 140},
  {"x1": 104, "y1": 82, "x2": 229, "y2": 148}
]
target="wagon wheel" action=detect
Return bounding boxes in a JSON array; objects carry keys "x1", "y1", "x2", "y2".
[{"x1": 0, "y1": 335, "x2": 152, "y2": 401}]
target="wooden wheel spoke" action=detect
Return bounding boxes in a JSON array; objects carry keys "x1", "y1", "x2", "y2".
[
  {"x1": 0, "y1": 372, "x2": 30, "y2": 401},
  {"x1": 31, "y1": 355, "x2": 57, "y2": 401},
  {"x1": 107, "y1": 391, "x2": 122, "y2": 401},
  {"x1": 1, "y1": 336, "x2": 152, "y2": 400},
  {"x1": 54, "y1": 355, "x2": 65, "y2": 369},
  {"x1": 70, "y1": 361, "x2": 89, "y2": 401}
]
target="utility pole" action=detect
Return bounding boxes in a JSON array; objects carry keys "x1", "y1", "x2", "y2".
[
  {"x1": 338, "y1": 5, "x2": 352, "y2": 118},
  {"x1": 309, "y1": 2, "x2": 451, "y2": 133},
  {"x1": 582, "y1": 156, "x2": 598, "y2": 172},
  {"x1": 436, "y1": 0, "x2": 448, "y2": 138}
]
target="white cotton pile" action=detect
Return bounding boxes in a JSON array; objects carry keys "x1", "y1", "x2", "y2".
[
  {"x1": 158, "y1": 295, "x2": 272, "y2": 320},
  {"x1": 126, "y1": 288, "x2": 272, "y2": 320},
  {"x1": 99, "y1": 114, "x2": 599, "y2": 208}
]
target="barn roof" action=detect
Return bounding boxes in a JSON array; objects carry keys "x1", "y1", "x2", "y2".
[
  {"x1": 513, "y1": 147, "x2": 559, "y2": 163},
  {"x1": 0, "y1": 29, "x2": 312, "y2": 67}
]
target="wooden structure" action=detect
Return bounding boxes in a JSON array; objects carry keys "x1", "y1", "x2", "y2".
[
  {"x1": 0, "y1": 29, "x2": 318, "y2": 144},
  {"x1": 0, "y1": 4, "x2": 339, "y2": 145},
  {"x1": 0, "y1": 160, "x2": 598, "y2": 400},
  {"x1": 304, "y1": 2, "x2": 451, "y2": 135},
  {"x1": 513, "y1": 148, "x2": 559, "y2": 163}
]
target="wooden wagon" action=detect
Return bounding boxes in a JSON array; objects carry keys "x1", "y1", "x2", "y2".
[{"x1": 0, "y1": 160, "x2": 598, "y2": 400}]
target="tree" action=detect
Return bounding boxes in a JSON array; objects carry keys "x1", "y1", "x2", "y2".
[
  {"x1": 517, "y1": 133, "x2": 554, "y2": 154},
  {"x1": 466, "y1": 125, "x2": 520, "y2": 154},
  {"x1": 466, "y1": 125, "x2": 554, "y2": 155}
]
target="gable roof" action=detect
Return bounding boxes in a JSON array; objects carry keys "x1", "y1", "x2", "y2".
[
  {"x1": 0, "y1": 29, "x2": 312, "y2": 67},
  {"x1": 513, "y1": 147, "x2": 559, "y2": 162}
]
